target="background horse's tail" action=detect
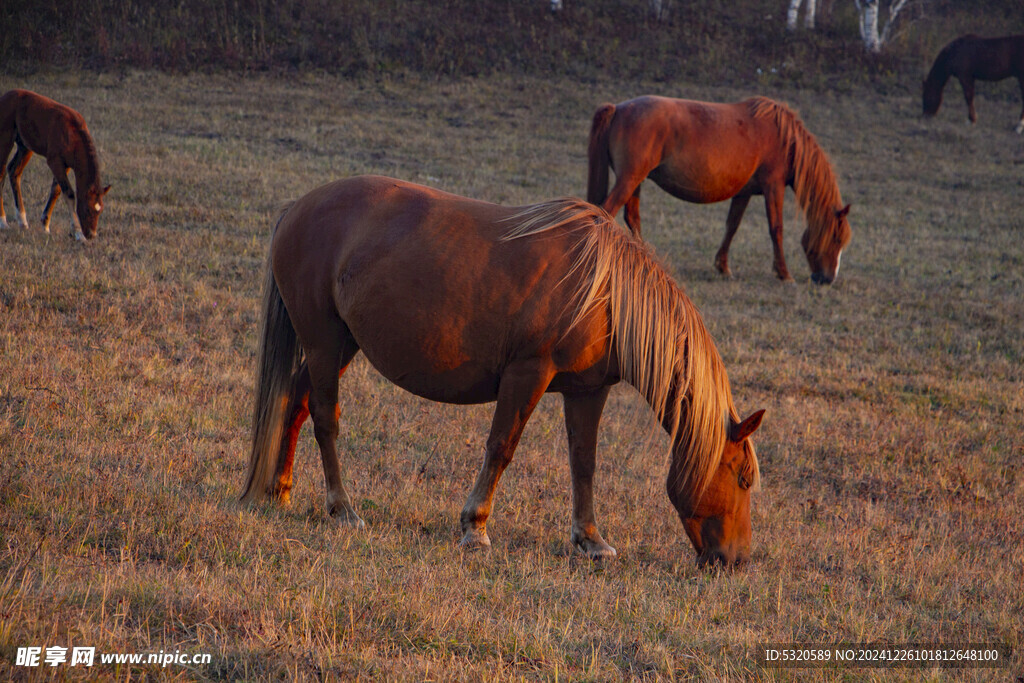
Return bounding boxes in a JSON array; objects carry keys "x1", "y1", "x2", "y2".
[
  {"x1": 587, "y1": 103, "x2": 617, "y2": 206},
  {"x1": 240, "y1": 234, "x2": 302, "y2": 504}
]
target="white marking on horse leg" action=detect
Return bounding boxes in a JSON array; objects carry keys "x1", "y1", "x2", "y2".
[
  {"x1": 834, "y1": 250, "x2": 843, "y2": 280},
  {"x1": 1016, "y1": 117, "x2": 1024, "y2": 134},
  {"x1": 17, "y1": 210, "x2": 28, "y2": 229}
]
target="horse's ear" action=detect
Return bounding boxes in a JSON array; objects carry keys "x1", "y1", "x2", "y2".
[
  {"x1": 102, "y1": 185, "x2": 111, "y2": 196},
  {"x1": 836, "y1": 204, "x2": 851, "y2": 219},
  {"x1": 730, "y1": 409, "x2": 765, "y2": 442}
]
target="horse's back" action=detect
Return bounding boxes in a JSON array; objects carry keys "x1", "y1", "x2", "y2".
[
  {"x1": 0, "y1": 88, "x2": 86, "y2": 154},
  {"x1": 608, "y1": 96, "x2": 770, "y2": 203},
  {"x1": 271, "y1": 176, "x2": 600, "y2": 403}
]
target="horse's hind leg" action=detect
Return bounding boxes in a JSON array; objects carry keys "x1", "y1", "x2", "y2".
[
  {"x1": 270, "y1": 360, "x2": 313, "y2": 506},
  {"x1": 715, "y1": 194, "x2": 751, "y2": 278},
  {"x1": 7, "y1": 144, "x2": 33, "y2": 229},
  {"x1": 0, "y1": 133, "x2": 12, "y2": 229},
  {"x1": 304, "y1": 327, "x2": 364, "y2": 526},
  {"x1": 602, "y1": 169, "x2": 648, "y2": 237},
  {"x1": 623, "y1": 185, "x2": 642, "y2": 236},
  {"x1": 41, "y1": 179, "x2": 61, "y2": 233},
  {"x1": 460, "y1": 359, "x2": 555, "y2": 549},
  {"x1": 563, "y1": 387, "x2": 616, "y2": 559}
]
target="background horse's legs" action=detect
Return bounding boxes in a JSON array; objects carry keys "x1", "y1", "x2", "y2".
[
  {"x1": 623, "y1": 185, "x2": 642, "y2": 236},
  {"x1": 563, "y1": 387, "x2": 616, "y2": 559},
  {"x1": 958, "y1": 76, "x2": 977, "y2": 123},
  {"x1": 45, "y1": 158, "x2": 83, "y2": 240},
  {"x1": 0, "y1": 133, "x2": 12, "y2": 229},
  {"x1": 1015, "y1": 77, "x2": 1024, "y2": 134},
  {"x1": 602, "y1": 170, "x2": 648, "y2": 237},
  {"x1": 41, "y1": 179, "x2": 62, "y2": 233},
  {"x1": 715, "y1": 194, "x2": 752, "y2": 278},
  {"x1": 762, "y1": 184, "x2": 793, "y2": 281},
  {"x1": 459, "y1": 359, "x2": 555, "y2": 549},
  {"x1": 7, "y1": 144, "x2": 33, "y2": 229},
  {"x1": 305, "y1": 330, "x2": 364, "y2": 526}
]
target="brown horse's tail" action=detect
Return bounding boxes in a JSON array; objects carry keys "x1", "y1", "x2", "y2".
[
  {"x1": 587, "y1": 103, "x2": 617, "y2": 206},
  {"x1": 240, "y1": 241, "x2": 302, "y2": 504}
]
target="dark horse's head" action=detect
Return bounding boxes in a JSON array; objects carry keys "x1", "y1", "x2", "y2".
[
  {"x1": 668, "y1": 410, "x2": 764, "y2": 568},
  {"x1": 76, "y1": 183, "x2": 110, "y2": 240},
  {"x1": 802, "y1": 204, "x2": 851, "y2": 285}
]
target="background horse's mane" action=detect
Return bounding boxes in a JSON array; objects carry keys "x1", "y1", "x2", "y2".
[
  {"x1": 504, "y1": 199, "x2": 760, "y2": 500},
  {"x1": 748, "y1": 97, "x2": 845, "y2": 258},
  {"x1": 70, "y1": 117, "x2": 101, "y2": 183}
]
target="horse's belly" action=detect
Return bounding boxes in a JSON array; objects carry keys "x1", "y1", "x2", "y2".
[{"x1": 649, "y1": 162, "x2": 755, "y2": 205}]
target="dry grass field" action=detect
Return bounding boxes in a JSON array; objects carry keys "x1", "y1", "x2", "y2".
[{"x1": 0, "y1": 68, "x2": 1022, "y2": 681}]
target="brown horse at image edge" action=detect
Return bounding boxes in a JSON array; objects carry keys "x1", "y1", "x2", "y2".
[
  {"x1": 922, "y1": 34, "x2": 1024, "y2": 133},
  {"x1": 0, "y1": 89, "x2": 110, "y2": 241},
  {"x1": 241, "y1": 175, "x2": 765, "y2": 567},
  {"x1": 588, "y1": 95, "x2": 851, "y2": 284}
]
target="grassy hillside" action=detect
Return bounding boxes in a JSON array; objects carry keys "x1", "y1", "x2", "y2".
[
  {"x1": 0, "y1": 65, "x2": 1021, "y2": 679},
  {"x1": 3, "y1": 0, "x2": 1023, "y2": 87}
]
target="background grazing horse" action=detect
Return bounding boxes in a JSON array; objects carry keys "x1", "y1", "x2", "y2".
[
  {"x1": 0, "y1": 89, "x2": 110, "y2": 240},
  {"x1": 923, "y1": 34, "x2": 1024, "y2": 133},
  {"x1": 241, "y1": 175, "x2": 764, "y2": 567},
  {"x1": 587, "y1": 95, "x2": 852, "y2": 284}
]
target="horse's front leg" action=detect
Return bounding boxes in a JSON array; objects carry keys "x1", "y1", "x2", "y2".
[
  {"x1": 959, "y1": 76, "x2": 977, "y2": 124},
  {"x1": 41, "y1": 178, "x2": 62, "y2": 234},
  {"x1": 459, "y1": 359, "x2": 555, "y2": 550},
  {"x1": 46, "y1": 158, "x2": 83, "y2": 240},
  {"x1": 563, "y1": 387, "x2": 616, "y2": 559},
  {"x1": 1015, "y1": 77, "x2": 1024, "y2": 134},
  {"x1": 763, "y1": 183, "x2": 793, "y2": 282}
]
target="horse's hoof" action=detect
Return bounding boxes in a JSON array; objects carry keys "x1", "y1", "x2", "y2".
[
  {"x1": 573, "y1": 537, "x2": 618, "y2": 560},
  {"x1": 459, "y1": 528, "x2": 491, "y2": 550},
  {"x1": 330, "y1": 508, "x2": 366, "y2": 528}
]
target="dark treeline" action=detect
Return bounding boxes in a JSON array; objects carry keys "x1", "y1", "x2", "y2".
[{"x1": 2, "y1": 0, "x2": 1020, "y2": 87}]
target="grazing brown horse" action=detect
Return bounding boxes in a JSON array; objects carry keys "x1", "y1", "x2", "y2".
[
  {"x1": 923, "y1": 34, "x2": 1024, "y2": 133},
  {"x1": 0, "y1": 89, "x2": 110, "y2": 240},
  {"x1": 241, "y1": 175, "x2": 765, "y2": 567},
  {"x1": 587, "y1": 95, "x2": 852, "y2": 284}
]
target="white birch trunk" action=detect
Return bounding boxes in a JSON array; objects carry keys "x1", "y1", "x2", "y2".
[
  {"x1": 787, "y1": 0, "x2": 817, "y2": 31},
  {"x1": 650, "y1": 0, "x2": 672, "y2": 21},
  {"x1": 853, "y1": 0, "x2": 912, "y2": 53}
]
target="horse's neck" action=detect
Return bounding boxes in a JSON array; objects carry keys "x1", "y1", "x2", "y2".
[
  {"x1": 925, "y1": 54, "x2": 953, "y2": 90},
  {"x1": 69, "y1": 131, "x2": 99, "y2": 192}
]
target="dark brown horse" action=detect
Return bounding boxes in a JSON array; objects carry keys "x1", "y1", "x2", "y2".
[
  {"x1": 241, "y1": 175, "x2": 765, "y2": 567},
  {"x1": 0, "y1": 89, "x2": 110, "y2": 241},
  {"x1": 923, "y1": 34, "x2": 1024, "y2": 133},
  {"x1": 587, "y1": 95, "x2": 852, "y2": 284}
]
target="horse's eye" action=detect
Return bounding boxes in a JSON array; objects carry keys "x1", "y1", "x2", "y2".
[{"x1": 739, "y1": 473, "x2": 752, "y2": 490}]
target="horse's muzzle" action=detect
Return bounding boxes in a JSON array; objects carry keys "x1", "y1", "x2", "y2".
[{"x1": 811, "y1": 271, "x2": 834, "y2": 285}]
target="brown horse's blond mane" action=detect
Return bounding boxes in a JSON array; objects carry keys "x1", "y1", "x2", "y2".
[
  {"x1": 748, "y1": 97, "x2": 846, "y2": 258},
  {"x1": 504, "y1": 200, "x2": 759, "y2": 501}
]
